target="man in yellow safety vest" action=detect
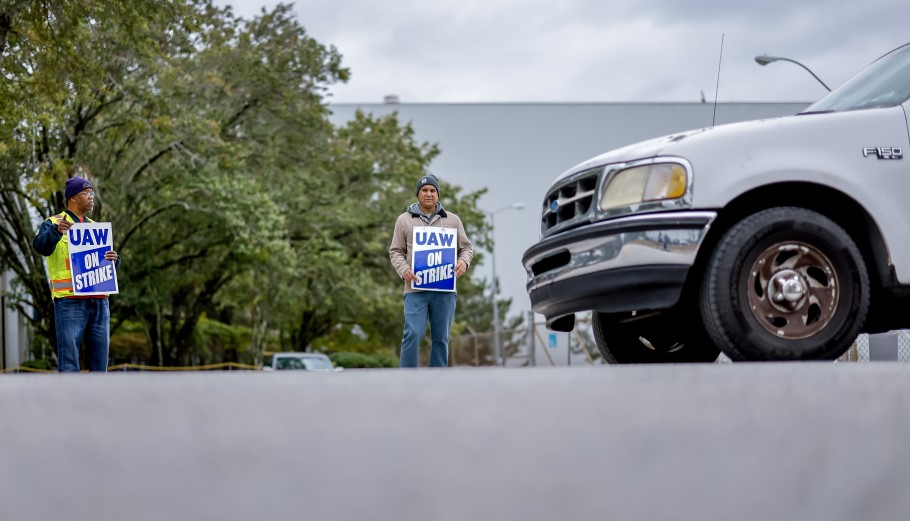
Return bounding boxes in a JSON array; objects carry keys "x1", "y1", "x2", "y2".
[{"x1": 33, "y1": 175, "x2": 120, "y2": 372}]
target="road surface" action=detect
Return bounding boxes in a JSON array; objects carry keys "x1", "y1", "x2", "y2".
[{"x1": 1, "y1": 363, "x2": 908, "y2": 521}]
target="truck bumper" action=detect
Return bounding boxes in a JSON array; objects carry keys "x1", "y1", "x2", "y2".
[{"x1": 522, "y1": 211, "x2": 717, "y2": 331}]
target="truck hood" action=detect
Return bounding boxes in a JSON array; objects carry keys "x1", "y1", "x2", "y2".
[
  {"x1": 550, "y1": 104, "x2": 910, "y2": 216},
  {"x1": 552, "y1": 116, "x2": 790, "y2": 183},
  {"x1": 674, "y1": 106, "x2": 909, "y2": 209}
]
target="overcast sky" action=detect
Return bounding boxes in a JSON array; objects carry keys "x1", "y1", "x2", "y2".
[{"x1": 217, "y1": 0, "x2": 907, "y2": 103}]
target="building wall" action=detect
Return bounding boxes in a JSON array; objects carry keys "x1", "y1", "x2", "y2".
[{"x1": 327, "y1": 102, "x2": 810, "y2": 319}]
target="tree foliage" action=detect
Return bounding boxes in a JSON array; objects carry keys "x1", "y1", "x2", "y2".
[{"x1": 0, "y1": 0, "x2": 511, "y2": 367}]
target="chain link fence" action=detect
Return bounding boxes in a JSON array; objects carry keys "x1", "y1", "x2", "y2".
[
  {"x1": 838, "y1": 332, "x2": 910, "y2": 362},
  {"x1": 447, "y1": 313, "x2": 604, "y2": 367}
]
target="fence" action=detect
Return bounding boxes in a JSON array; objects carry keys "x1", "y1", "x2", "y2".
[
  {"x1": 839, "y1": 333, "x2": 910, "y2": 362},
  {"x1": 447, "y1": 313, "x2": 602, "y2": 367},
  {"x1": 0, "y1": 362, "x2": 260, "y2": 374}
]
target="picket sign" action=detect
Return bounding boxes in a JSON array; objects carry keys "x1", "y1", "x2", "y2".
[
  {"x1": 67, "y1": 222, "x2": 119, "y2": 296},
  {"x1": 411, "y1": 226, "x2": 457, "y2": 292}
]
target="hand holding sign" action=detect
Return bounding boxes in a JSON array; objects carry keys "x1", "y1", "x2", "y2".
[
  {"x1": 56, "y1": 218, "x2": 72, "y2": 234},
  {"x1": 455, "y1": 259, "x2": 468, "y2": 277}
]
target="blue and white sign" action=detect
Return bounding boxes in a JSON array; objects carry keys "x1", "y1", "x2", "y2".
[
  {"x1": 411, "y1": 226, "x2": 457, "y2": 292},
  {"x1": 67, "y1": 222, "x2": 118, "y2": 296}
]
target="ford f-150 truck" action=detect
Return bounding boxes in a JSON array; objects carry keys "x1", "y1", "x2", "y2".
[{"x1": 522, "y1": 42, "x2": 910, "y2": 363}]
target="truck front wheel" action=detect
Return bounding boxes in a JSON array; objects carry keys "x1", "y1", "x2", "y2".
[
  {"x1": 700, "y1": 207, "x2": 869, "y2": 361},
  {"x1": 592, "y1": 308, "x2": 720, "y2": 364}
]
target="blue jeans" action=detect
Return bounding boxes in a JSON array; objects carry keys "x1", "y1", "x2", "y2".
[
  {"x1": 400, "y1": 292, "x2": 457, "y2": 368},
  {"x1": 54, "y1": 298, "x2": 110, "y2": 372}
]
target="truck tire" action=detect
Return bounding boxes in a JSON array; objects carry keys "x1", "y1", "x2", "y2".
[
  {"x1": 592, "y1": 308, "x2": 721, "y2": 364},
  {"x1": 700, "y1": 207, "x2": 869, "y2": 361}
]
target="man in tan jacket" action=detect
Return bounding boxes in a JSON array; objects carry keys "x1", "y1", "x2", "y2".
[{"x1": 389, "y1": 174, "x2": 473, "y2": 367}]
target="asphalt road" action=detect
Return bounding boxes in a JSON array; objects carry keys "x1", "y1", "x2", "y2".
[{"x1": 2, "y1": 363, "x2": 909, "y2": 521}]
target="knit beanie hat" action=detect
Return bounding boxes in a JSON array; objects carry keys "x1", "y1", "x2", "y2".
[
  {"x1": 415, "y1": 174, "x2": 440, "y2": 196},
  {"x1": 65, "y1": 176, "x2": 93, "y2": 201}
]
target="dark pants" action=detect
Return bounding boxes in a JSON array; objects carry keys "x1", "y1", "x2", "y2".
[{"x1": 54, "y1": 297, "x2": 110, "y2": 372}]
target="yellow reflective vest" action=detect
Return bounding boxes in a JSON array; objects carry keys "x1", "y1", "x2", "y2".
[{"x1": 45, "y1": 212, "x2": 94, "y2": 299}]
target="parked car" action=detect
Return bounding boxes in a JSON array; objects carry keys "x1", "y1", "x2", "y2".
[
  {"x1": 261, "y1": 352, "x2": 340, "y2": 372},
  {"x1": 523, "y1": 42, "x2": 910, "y2": 363}
]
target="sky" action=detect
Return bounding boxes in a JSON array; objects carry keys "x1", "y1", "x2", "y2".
[{"x1": 216, "y1": 0, "x2": 908, "y2": 104}]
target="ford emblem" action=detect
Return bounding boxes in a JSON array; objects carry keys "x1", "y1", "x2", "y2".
[{"x1": 549, "y1": 200, "x2": 559, "y2": 212}]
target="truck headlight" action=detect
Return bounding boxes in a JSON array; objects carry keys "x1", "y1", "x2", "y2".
[{"x1": 599, "y1": 163, "x2": 687, "y2": 211}]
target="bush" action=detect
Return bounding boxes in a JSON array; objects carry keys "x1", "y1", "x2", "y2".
[
  {"x1": 110, "y1": 331, "x2": 152, "y2": 363},
  {"x1": 20, "y1": 359, "x2": 53, "y2": 371},
  {"x1": 330, "y1": 351, "x2": 398, "y2": 369},
  {"x1": 372, "y1": 352, "x2": 399, "y2": 368}
]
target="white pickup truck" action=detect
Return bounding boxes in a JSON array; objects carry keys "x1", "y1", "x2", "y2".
[{"x1": 522, "y1": 42, "x2": 910, "y2": 363}]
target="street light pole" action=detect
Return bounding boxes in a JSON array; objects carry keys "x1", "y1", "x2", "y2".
[
  {"x1": 489, "y1": 202, "x2": 525, "y2": 366},
  {"x1": 754, "y1": 54, "x2": 831, "y2": 92},
  {"x1": 491, "y1": 209, "x2": 500, "y2": 365}
]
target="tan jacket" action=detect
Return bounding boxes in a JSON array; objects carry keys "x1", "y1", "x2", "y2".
[{"x1": 389, "y1": 206, "x2": 473, "y2": 294}]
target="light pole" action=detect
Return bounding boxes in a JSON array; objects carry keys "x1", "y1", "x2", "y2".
[
  {"x1": 489, "y1": 202, "x2": 525, "y2": 366},
  {"x1": 754, "y1": 54, "x2": 831, "y2": 92}
]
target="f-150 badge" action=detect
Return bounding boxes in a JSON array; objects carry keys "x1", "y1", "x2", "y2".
[{"x1": 863, "y1": 147, "x2": 903, "y2": 159}]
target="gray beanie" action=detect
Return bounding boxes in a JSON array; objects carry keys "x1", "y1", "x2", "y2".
[{"x1": 415, "y1": 174, "x2": 440, "y2": 196}]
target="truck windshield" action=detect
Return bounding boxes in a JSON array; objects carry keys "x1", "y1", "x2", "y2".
[{"x1": 804, "y1": 43, "x2": 910, "y2": 114}]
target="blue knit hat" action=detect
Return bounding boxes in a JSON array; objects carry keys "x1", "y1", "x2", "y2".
[
  {"x1": 65, "y1": 176, "x2": 93, "y2": 201},
  {"x1": 415, "y1": 174, "x2": 439, "y2": 196}
]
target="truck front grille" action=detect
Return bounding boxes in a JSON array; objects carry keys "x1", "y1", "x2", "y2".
[{"x1": 541, "y1": 169, "x2": 601, "y2": 236}]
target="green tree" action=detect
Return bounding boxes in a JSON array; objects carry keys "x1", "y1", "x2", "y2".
[
  {"x1": 230, "y1": 109, "x2": 497, "y2": 361},
  {"x1": 0, "y1": 0, "x2": 201, "y2": 359},
  {"x1": 99, "y1": 4, "x2": 359, "y2": 365},
  {"x1": 0, "y1": 1, "x2": 344, "y2": 365}
]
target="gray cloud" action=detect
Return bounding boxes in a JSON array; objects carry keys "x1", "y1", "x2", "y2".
[{"x1": 217, "y1": 0, "x2": 907, "y2": 103}]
